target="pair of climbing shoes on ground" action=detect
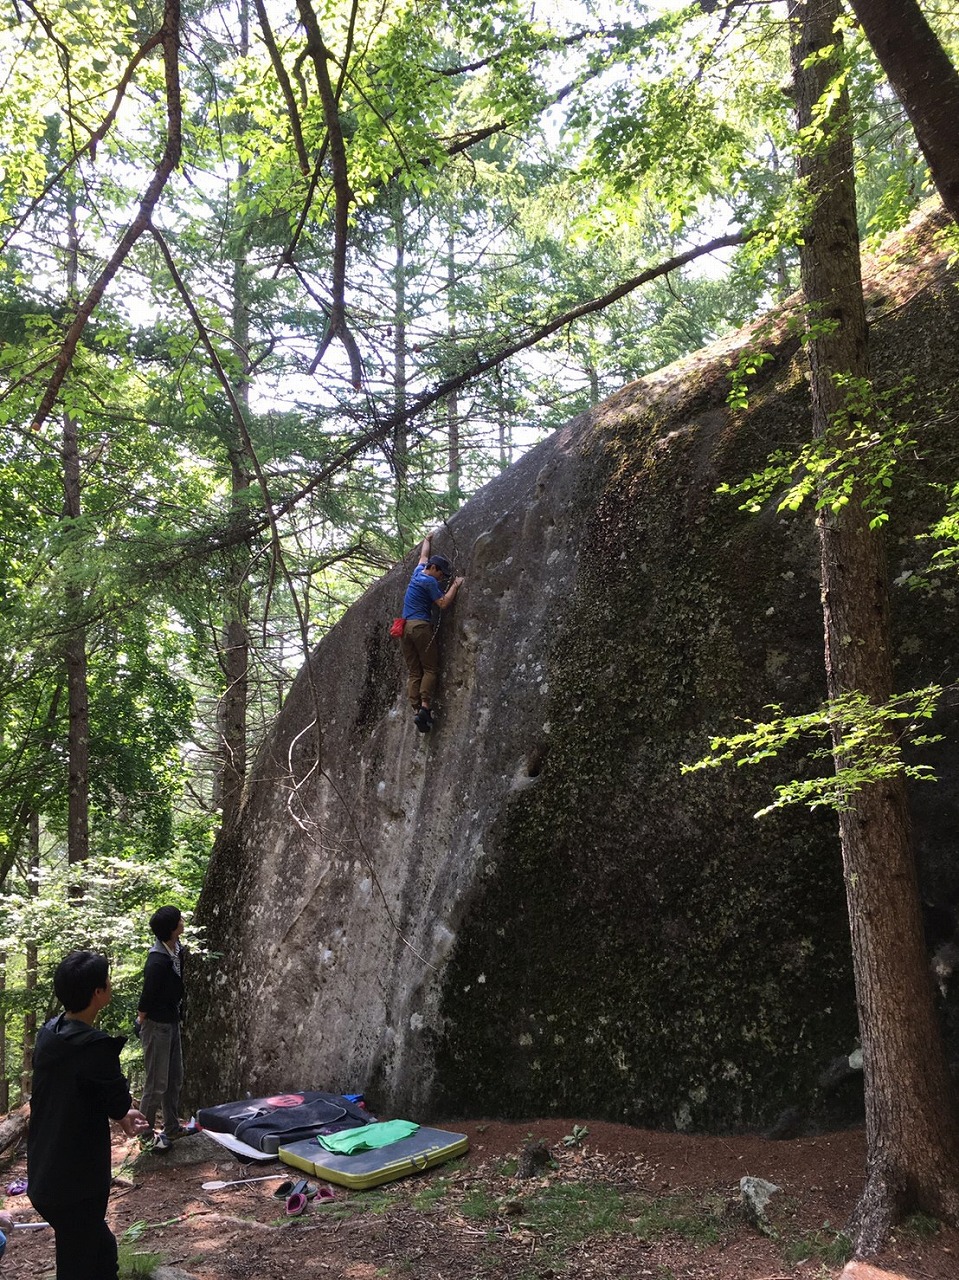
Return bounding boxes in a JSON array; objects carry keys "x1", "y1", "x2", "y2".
[{"x1": 272, "y1": 1178, "x2": 334, "y2": 1216}]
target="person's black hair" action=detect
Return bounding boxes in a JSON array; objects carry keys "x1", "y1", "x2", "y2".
[
  {"x1": 149, "y1": 905, "x2": 182, "y2": 943},
  {"x1": 54, "y1": 950, "x2": 109, "y2": 1013},
  {"x1": 427, "y1": 554, "x2": 452, "y2": 577}
]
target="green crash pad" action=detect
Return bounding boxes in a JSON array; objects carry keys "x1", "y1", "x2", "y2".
[{"x1": 279, "y1": 1126, "x2": 469, "y2": 1190}]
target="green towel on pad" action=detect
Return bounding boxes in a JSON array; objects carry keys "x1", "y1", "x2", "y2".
[{"x1": 318, "y1": 1120, "x2": 419, "y2": 1154}]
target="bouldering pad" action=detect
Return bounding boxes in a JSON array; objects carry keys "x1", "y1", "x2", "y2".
[{"x1": 279, "y1": 1126, "x2": 469, "y2": 1189}]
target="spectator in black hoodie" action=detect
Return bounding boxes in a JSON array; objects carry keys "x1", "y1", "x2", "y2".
[
  {"x1": 28, "y1": 950, "x2": 148, "y2": 1280},
  {"x1": 137, "y1": 905, "x2": 192, "y2": 1151}
]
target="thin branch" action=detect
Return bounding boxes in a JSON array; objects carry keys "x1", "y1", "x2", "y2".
[
  {"x1": 333, "y1": 0, "x2": 360, "y2": 102},
  {"x1": 0, "y1": 29, "x2": 164, "y2": 257},
  {"x1": 428, "y1": 23, "x2": 635, "y2": 77},
  {"x1": 172, "y1": 230, "x2": 756, "y2": 558},
  {"x1": 29, "y1": 0, "x2": 182, "y2": 434},
  {"x1": 274, "y1": 136, "x2": 329, "y2": 274},
  {"x1": 287, "y1": 258, "x2": 363, "y2": 387},
  {"x1": 251, "y1": 0, "x2": 311, "y2": 176},
  {"x1": 295, "y1": 0, "x2": 354, "y2": 377},
  {"x1": 390, "y1": 229, "x2": 753, "y2": 427},
  {"x1": 151, "y1": 226, "x2": 317, "y2": 707}
]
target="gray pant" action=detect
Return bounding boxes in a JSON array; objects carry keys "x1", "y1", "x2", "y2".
[{"x1": 139, "y1": 1019, "x2": 183, "y2": 1135}]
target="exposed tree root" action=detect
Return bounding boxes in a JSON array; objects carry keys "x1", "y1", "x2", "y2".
[
  {"x1": 845, "y1": 1166, "x2": 904, "y2": 1257},
  {"x1": 847, "y1": 1162, "x2": 959, "y2": 1257}
]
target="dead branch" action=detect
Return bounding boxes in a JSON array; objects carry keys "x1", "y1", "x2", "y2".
[
  {"x1": 0, "y1": 1105, "x2": 30, "y2": 1158},
  {"x1": 197, "y1": 1213, "x2": 296, "y2": 1231}
]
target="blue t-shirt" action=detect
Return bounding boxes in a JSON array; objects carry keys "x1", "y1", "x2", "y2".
[{"x1": 403, "y1": 566, "x2": 444, "y2": 621}]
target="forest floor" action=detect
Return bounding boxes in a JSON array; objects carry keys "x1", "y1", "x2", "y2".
[{"x1": 3, "y1": 1118, "x2": 957, "y2": 1280}]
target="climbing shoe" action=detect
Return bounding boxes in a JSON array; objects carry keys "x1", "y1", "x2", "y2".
[
  {"x1": 168, "y1": 1118, "x2": 201, "y2": 1140},
  {"x1": 414, "y1": 707, "x2": 432, "y2": 733}
]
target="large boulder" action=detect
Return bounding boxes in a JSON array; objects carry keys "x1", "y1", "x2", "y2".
[{"x1": 187, "y1": 210, "x2": 959, "y2": 1131}]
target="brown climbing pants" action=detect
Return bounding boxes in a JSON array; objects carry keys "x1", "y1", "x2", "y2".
[{"x1": 401, "y1": 619, "x2": 439, "y2": 709}]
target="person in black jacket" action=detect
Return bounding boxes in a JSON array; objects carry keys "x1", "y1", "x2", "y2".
[
  {"x1": 137, "y1": 905, "x2": 191, "y2": 1152},
  {"x1": 27, "y1": 950, "x2": 148, "y2": 1280}
]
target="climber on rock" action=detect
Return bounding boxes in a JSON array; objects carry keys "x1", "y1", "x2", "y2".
[{"x1": 400, "y1": 530, "x2": 464, "y2": 733}]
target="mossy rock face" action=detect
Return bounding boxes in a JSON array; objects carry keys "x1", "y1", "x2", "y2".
[
  {"x1": 187, "y1": 210, "x2": 959, "y2": 1130},
  {"x1": 433, "y1": 369, "x2": 853, "y2": 1129}
]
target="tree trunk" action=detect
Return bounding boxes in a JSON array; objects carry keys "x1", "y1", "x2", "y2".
[
  {"x1": 494, "y1": 368, "x2": 513, "y2": 471},
  {"x1": 0, "y1": 684, "x2": 62, "y2": 884},
  {"x1": 0, "y1": 877, "x2": 7, "y2": 1116},
  {"x1": 847, "y1": 0, "x2": 959, "y2": 223},
  {"x1": 215, "y1": 454, "x2": 250, "y2": 830},
  {"x1": 790, "y1": 0, "x2": 959, "y2": 1252},
  {"x1": 587, "y1": 363, "x2": 600, "y2": 408},
  {"x1": 19, "y1": 815, "x2": 39, "y2": 1102},
  {"x1": 63, "y1": 422, "x2": 90, "y2": 865},
  {"x1": 393, "y1": 190, "x2": 409, "y2": 542},
  {"x1": 216, "y1": 0, "x2": 252, "y2": 831},
  {"x1": 63, "y1": 199, "x2": 89, "y2": 865},
  {"x1": 446, "y1": 229, "x2": 461, "y2": 507}
]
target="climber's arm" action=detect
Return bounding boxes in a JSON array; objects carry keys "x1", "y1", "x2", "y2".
[
  {"x1": 417, "y1": 528, "x2": 443, "y2": 567},
  {"x1": 437, "y1": 576, "x2": 465, "y2": 610}
]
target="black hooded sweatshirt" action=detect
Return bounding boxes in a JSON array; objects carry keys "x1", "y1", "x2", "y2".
[
  {"x1": 27, "y1": 1014, "x2": 131, "y2": 1207},
  {"x1": 137, "y1": 940, "x2": 185, "y2": 1023}
]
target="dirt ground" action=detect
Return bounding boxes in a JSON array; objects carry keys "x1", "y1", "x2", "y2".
[{"x1": 3, "y1": 1119, "x2": 957, "y2": 1280}]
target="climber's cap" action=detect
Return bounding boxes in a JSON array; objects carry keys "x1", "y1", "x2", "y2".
[{"x1": 427, "y1": 554, "x2": 453, "y2": 578}]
